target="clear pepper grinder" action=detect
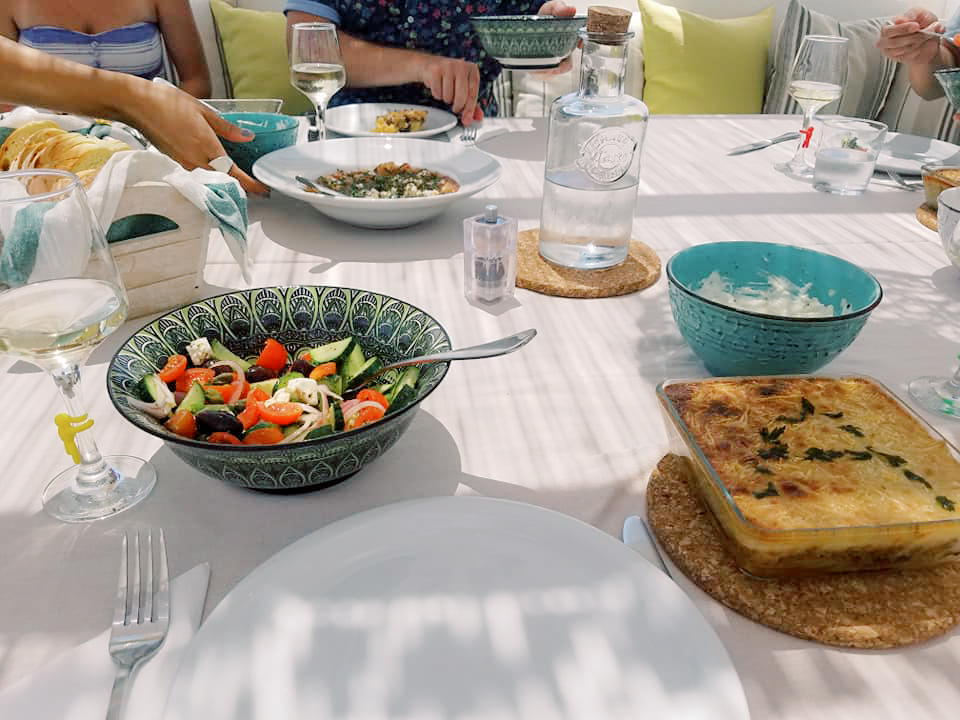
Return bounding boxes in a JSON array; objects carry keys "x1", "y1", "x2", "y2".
[
  {"x1": 538, "y1": 6, "x2": 648, "y2": 270},
  {"x1": 463, "y1": 204, "x2": 517, "y2": 304}
]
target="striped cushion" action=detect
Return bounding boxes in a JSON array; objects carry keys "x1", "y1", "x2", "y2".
[
  {"x1": 763, "y1": 0, "x2": 896, "y2": 121},
  {"x1": 877, "y1": 63, "x2": 960, "y2": 144}
]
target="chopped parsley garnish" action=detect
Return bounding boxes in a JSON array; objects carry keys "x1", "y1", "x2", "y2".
[
  {"x1": 758, "y1": 443, "x2": 789, "y2": 460},
  {"x1": 801, "y1": 397, "x2": 815, "y2": 416},
  {"x1": 937, "y1": 496, "x2": 956, "y2": 512},
  {"x1": 760, "y1": 426, "x2": 786, "y2": 443},
  {"x1": 754, "y1": 465, "x2": 774, "y2": 475},
  {"x1": 753, "y1": 481, "x2": 780, "y2": 499},
  {"x1": 822, "y1": 411, "x2": 844, "y2": 419},
  {"x1": 839, "y1": 424, "x2": 865, "y2": 437},
  {"x1": 904, "y1": 469, "x2": 932, "y2": 489},
  {"x1": 844, "y1": 450, "x2": 873, "y2": 461},
  {"x1": 867, "y1": 447, "x2": 908, "y2": 467},
  {"x1": 803, "y1": 447, "x2": 845, "y2": 462}
]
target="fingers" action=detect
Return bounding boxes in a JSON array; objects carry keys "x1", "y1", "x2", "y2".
[
  {"x1": 229, "y1": 166, "x2": 271, "y2": 197},
  {"x1": 423, "y1": 56, "x2": 481, "y2": 125}
]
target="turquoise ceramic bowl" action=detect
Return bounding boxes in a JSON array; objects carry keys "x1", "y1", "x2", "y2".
[
  {"x1": 666, "y1": 242, "x2": 883, "y2": 376},
  {"x1": 107, "y1": 286, "x2": 451, "y2": 492},
  {"x1": 935, "y1": 67, "x2": 960, "y2": 108},
  {"x1": 221, "y1": 112, "x2": 298, "y2": 174},
  {"x1": 470, "y1": 15, "x2": 586, "y2": 69}
]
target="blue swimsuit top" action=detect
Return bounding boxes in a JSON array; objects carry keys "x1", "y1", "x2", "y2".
[{"x1": 18, "y1": 21, "x2": 167, "y2": 80}]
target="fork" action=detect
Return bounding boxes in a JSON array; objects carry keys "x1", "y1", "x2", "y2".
[
  {"x1": 459, "y1": 124, "x2": 478, "y2": 144},
  {"x1": 106, "y1": 529, "x2": 170, "y2": 720},
  {"x1": 885, "y1": 170, "x2": 923, "y2": 191}
]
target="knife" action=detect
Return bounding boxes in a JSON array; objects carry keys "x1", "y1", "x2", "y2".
[
  {"x1": 622, "y1": 515, "x2": 671, "y2": 576},
  {"x1": 727, "y1": 131, "x2": 801, "y2": 156}
]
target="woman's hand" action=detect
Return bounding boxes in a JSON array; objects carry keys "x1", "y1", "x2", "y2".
[{"x1": 123, "y1": 80, "x2": 270, "y2": 196}]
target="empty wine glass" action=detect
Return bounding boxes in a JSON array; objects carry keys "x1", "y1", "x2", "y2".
[
  {"x1": 909, "y1": 356, "x2": 960, "y2": 419},
  {"x1": 289, "y1": 22, "x2": 346, "y2": 141},
  {"x1": 776, "y1": 35, "x2": 849, "y2": 178},
  {"x1": 0, "y1": 169, "x2": 156, "y2": 521}
]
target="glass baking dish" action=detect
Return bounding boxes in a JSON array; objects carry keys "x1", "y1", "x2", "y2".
[{"x1": 657, "y1": 375, "x2": 960, "y2": 577}]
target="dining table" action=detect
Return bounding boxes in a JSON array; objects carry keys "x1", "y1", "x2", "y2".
[{"x1": 2, "y1": 112, "x2": 959, "y2": 720}]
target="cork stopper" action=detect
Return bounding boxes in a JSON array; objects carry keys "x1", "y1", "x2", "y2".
[{"x1": 586, "y1": 5, "x2": 631, "y2": 34}]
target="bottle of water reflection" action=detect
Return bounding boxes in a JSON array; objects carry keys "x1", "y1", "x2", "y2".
[{"x1": 538, "y1": 7, "x2": 648, "y2": 270}]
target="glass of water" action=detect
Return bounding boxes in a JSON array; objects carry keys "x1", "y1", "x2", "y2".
[{"x1": 813, "y1": 117, "x2": 887, "y2": 195}]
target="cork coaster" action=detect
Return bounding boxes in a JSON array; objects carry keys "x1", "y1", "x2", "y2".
[
  {"x1": 917, "y1": 203, "x2": 938, "y2": 232},
  {"x1": 516, "y1": 228, "x2": 661, "y2": 298},
  {"x1": 646, "y1": 453, "x2": 960, "y2": 649}
]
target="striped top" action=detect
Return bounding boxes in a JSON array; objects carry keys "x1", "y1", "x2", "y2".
[{"x1": 18, "y1": 21, "x2": 168, "y2": 80}]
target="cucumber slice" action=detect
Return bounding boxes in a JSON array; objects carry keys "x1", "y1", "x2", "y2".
[
  {"x1": 308, "y1": 337, "x2": 355, "y2": 364},
  {"x1": 387, "y1": 384, "x2": 417, "y2": 414},
  {"x1": 306, "y1": 425, "x2": 334, "y2": 440},
  {"x1": 178, "y1": 381, "x2": 207, "y2": 414},
  {"x1": 340, "y1": 342, "x2": 366, "y2": 381},
  {"x1": 345, "y1": 356, "x2": 383, "y2": 390},
  {"x1": 210, "y1": 339, "x2": 252, "y2": 372},
  {"x1": 248, "y1": 378, "x2": 278, "y2": 397},
  {"x1": 138, "y1": 373, "x2": 169, "y2": 403},
  {"x1": 317, "y1": 373, "x2": 343, "y2": 397},
  {"x1": 386, "y1": 366, "x2": 420, "y2": 404}
]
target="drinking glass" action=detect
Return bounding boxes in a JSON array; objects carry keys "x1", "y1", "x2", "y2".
[
  {"x1": 0, "y1": 169, "x2": 156, "y2": 521},
  {"x1": 909, "y1": 359, "x2": 960, "y2": 419},
  {"x1": 776, "y1": 35, "x2": 849, "y2": 178},
  {"x1": 289, "y1": 22, "x2": 346, "y2": 141}
]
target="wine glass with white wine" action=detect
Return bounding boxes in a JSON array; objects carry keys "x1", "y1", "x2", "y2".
[
  {"x1": 0, "y1": 169, "x2": 156, "y2": 521},
  {"x1": 290, "y1": 22, "x2": 346, "y2": 141},
  {"x1": 776, "y1": 35, "x2": 849, "y2": 178}
]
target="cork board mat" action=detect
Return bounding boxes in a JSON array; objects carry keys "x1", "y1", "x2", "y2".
[
  {"x1": 516, "y1": 228, "x2": 660, "y2": 298},
  {"x1": 917, "y1": 203, "x2": 937, "y2": 232},
  {"x1": 646, "y1": 453, "x2": 960, "y2": 649}
]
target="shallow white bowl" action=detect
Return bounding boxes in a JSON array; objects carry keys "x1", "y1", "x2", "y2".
[{"x1": 253, "y1": 137, "x2": 502, "y2": 228}]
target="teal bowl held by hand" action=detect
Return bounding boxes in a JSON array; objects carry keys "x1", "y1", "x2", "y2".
[
  {"x1": 220, "y1": 112, "x2": 299, "y2": 175},
  {"x1": 666, "y1": 241, "x2": 883, "y2": 376}
]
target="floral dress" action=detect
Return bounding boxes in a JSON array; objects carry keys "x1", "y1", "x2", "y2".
[{"x1": 284, "y1": 0, "x2": 546, "y2": 115}]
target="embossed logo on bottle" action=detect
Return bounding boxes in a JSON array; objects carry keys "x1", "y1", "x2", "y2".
[{"x1": 576, "y1": 128, "x2": 637, "y2": 183}]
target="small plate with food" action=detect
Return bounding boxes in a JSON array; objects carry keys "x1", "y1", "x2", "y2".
[
  {"x1": 325, "y1": 103, "x2": 458, "y2": 138},
  {"x1": 253, "y1": 137, "x2": 501, "y2": 228}
]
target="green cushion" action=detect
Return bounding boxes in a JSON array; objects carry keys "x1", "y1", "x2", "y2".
[
  {"x1": 637, "y1": 0, "x2": 773, "y2": 114},
  {"x1": 209, "y1": 0, "x2": 312, "y2": 116}
]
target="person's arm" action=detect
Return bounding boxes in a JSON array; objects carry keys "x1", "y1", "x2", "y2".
[
  {"x1": 155, "y1": 0, "x2": 211, "y2": 98},
  {"x1": 877, "y1": 6, "x2": 960, "y2": 100},
  {"x1": 0, "y1": 38, "x2": 267, "y2": 194},
  {"x1": 286, "y1": 9, "x2": 484, "y2": 125}
]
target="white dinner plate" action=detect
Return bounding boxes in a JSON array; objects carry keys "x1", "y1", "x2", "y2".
[
  {"x1": 164, "y1": 496, "x2": 749, "y2": 720},
  {"x1": 326, "y1": 103, "x2": 458, "y2": 138},
  {"x1": 875, "y1": 131, "x2": 960, "y2": 175},
  {"x1": 253, "y1": 137, "x2": 501, "y2": 228}
]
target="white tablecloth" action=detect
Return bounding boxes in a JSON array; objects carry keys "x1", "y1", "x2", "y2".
[{"x1": 2, "y1": 115, "x2": 958, "y2": 719}]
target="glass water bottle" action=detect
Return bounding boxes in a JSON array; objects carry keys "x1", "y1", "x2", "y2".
[{"x1": 538, "y1": 26, "x2": 648, "y2": 270}]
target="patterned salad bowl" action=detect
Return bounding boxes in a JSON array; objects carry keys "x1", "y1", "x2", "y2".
[
  {"x1": 470, "y1": 14, "x2": 586, "y2": 69},
  {"x1": 107, "y1": 286, "x2": 451, "y2": 492}
]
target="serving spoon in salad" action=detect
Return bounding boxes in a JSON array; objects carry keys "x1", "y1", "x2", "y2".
[{"x1": 362, "y1": 328, "x2": 537, "y2": 384}]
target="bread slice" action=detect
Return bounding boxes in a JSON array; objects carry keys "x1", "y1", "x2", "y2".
[
  {"x1": 11, "y1": 127, "x2": 65, "y2": 169},
  {"x1": 69, "y1": 138, "x2": 131, "y2": 174},
  {"x1": 0, "y1": 120, "x2": 59, "y2": 170}
]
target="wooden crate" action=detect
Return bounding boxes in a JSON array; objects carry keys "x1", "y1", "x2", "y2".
[{"x1": 109, "y1": 181, "x2": 210, "y2": 319}]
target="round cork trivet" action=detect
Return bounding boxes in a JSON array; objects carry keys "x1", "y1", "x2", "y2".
[
  {"x1": 646, "y1": 453, "x2": 960, "y2": 649},
  {"x1": 516, "y1": 228, "x2": 660, "y2": 298},
  {"x1": 917, "y1": 203, "x2": 938, "y2": 232}
]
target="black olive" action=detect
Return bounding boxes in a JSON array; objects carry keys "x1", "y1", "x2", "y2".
[
  {"x1": 196, "y1": 410, "x2": 244, "y2": 437},
  {"x1": 209, "y1": 363, "x2": 233, "y2": 375},
  {"x1": 289, "y1": 358, "x2": 315, "y2": 376},
  {"x1": 245, "y1": 364, "x2": 278, "y2": 383}
]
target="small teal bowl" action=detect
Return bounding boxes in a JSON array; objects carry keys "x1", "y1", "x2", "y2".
[
  {"x1": 935, "y1": 67, "x2": 960, "y2": 108},
  {"x1": 666, "y1": 242, "x2": 883, "y2": 376},
  {"x1": 221, "y1": 112, "x2": 298, "y2": 174}
]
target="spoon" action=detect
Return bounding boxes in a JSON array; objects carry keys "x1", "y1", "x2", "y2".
[
  {"x1": 364, "y1": 328, "x2": 537, "y2": 382},
  {"x1": 295, "y1": 174, "x2": 346, "y2": 197}
]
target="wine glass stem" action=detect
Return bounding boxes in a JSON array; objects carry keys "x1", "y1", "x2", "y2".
[
  {"x1": 785, "y1": 109, "x2": 815, "y2": 172},
  {"x1": 49, "y1": 362, "x2": 113, "y2": 493},
  {"x1": 940, "y1": 364, "x2": 960, "y2": 402},
  {"x1": 314, "y1": 102, "x2": 327, "y2": 141}
]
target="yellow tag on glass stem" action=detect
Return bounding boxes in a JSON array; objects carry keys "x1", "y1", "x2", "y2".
[{"x1": 55, "y1": 413, "x2": 94, "y2": 464}]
